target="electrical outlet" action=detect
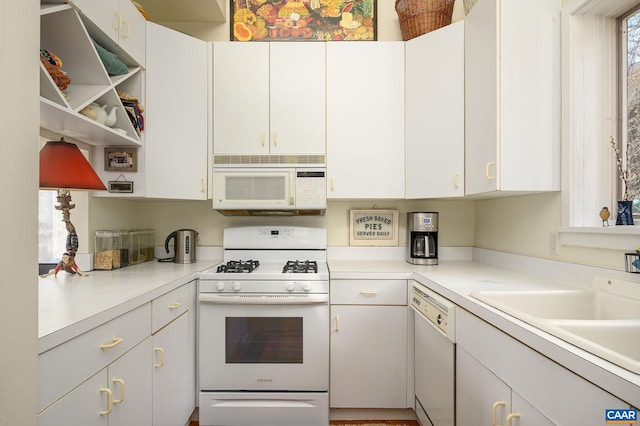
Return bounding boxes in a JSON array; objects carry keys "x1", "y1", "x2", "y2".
[{"x1": 549, "y1": 232, "x2": 560, "y2": 256}]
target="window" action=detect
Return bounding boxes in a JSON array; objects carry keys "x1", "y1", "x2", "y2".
[
  {"x1": 560, "y1": 0, "x2": 640, "y2": 249},
  {"x1": 619, "y1": 6, "x2": 640, "y2": 214},
  {"x1": 38, "y1": 137, "x2": 92, "y2": 263},
  {"x1": 38, "y1": 190, "x2": 67, "y2": 262}
]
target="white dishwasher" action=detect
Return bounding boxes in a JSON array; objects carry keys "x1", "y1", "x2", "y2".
[{"x1": 411, "y1": 281, "x2": 456, "y2": 426}]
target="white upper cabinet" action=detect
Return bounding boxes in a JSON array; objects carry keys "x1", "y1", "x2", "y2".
[
  {"x1": 269, "y1": 42, "x2": 326, "y2": 156},
  {"x1": 213, "y1": 43, "x2": 269, "y2": 155},
  {"x1": 213, "y1": 42, "x2": 326, "y2": 157},
  {"x1": 405, "y1": 21, "x2": 464, "y2": 199},
  {"x1": 464, "y1": 0, "x2": 560, "y2": 196},
  {"x1": 326, "y1": 42, "x2": 405, "y2": 199},
  {"x1": 145, "y1": 22, "x2": 209, "y2": 200},
  {"x1": 69, "y1": 0, "x2": 146, "y2": 67}
]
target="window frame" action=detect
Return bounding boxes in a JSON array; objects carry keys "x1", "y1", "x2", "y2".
[{"x1": 559, "y1": 0, "x2": 640, "y2": 250}]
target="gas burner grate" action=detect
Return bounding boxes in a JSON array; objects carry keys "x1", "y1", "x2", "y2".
[
  {"x1": 283, "y1": 260, "x2": 318, "y2": 273},
  {"x1": 217, "y1": 260, "x2": 260, "y2": 273}
]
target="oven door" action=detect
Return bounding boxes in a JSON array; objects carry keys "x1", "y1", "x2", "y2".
[{"x1": 199, "y1": 293, "x2": 329, "y2": 391}]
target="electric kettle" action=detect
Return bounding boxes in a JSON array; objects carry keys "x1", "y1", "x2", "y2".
[{"x1": 163, "y1": 229, "x2": 198, "y2": 263}]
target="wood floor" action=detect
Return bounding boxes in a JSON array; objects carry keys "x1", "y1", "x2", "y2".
[{"x1": 191, "y1": 421, "x2": 419, "y2": 426}]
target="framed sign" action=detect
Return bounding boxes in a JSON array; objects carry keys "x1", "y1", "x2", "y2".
[
  {"x1": 231, "y1": 0, "x2": 376, "y2": 42},
  {"x1": 104, "y1": 147, "x2": 137, "y2": 172},
  {"x1": 349, "y1": 209, "x2": 399, "y2": 246}
]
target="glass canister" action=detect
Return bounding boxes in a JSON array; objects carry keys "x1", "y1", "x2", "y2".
[
  {"x1": 142, "y1": 229, "x2": 155, "y2": 262},
  {"x1": 128, "y1": 229, "x2": 142, "y2": 265},
  {"x1": 118, "y1": 230, "x2": 129, "y2": 268},
  {"x1": 94, "y1": 230, "x2": 120, "y2": 270}
]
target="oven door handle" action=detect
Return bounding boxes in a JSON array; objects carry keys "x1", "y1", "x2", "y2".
[{"x1": 199, "y1": 293, "x2": 329, "y2": 305}]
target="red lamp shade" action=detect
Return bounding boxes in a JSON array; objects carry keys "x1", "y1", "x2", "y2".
[{"x1": 39, "y1": 139, "x2": 107, "y2": 191}]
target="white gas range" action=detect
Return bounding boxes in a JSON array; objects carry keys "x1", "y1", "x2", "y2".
[{"x1": 198, "y1": 226, "x2": 329, "y2": 426}]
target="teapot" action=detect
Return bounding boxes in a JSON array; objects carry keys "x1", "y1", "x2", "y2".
[{"x1": 80, "y1": 103, "x2": 118, "y2": 127}]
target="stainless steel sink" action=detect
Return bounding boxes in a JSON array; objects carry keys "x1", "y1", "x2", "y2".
[{"x1": 470, "y1": 277, "x2": 640, "y2": 374}]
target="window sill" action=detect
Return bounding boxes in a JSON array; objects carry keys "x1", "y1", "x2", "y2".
[{"x1": 558, "y1": 226, "x2": 640, "y2": 251}]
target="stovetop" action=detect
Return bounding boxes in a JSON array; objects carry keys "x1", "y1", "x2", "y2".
[{"x1": 200, "y1": 260, "x2": 329, "y2": 282}]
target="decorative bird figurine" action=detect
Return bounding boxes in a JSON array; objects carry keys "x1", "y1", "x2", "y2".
[{"x1": 599, "y1": 207, "x2": 611, "y2": 227}]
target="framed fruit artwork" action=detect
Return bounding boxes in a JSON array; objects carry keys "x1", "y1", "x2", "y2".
[{"x1": 231, "y1": 0, "x2": 377, "y2": 41}]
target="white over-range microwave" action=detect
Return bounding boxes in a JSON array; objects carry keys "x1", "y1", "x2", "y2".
[{"x1": 212, "y1": 167, "x2": 326, "y2": 215}]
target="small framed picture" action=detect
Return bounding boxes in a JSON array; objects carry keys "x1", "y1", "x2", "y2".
[
  {"x1": 349, "y1": 209, "x2": 399, "y2": 246},
  {"x1": 230, "y1": 0, "x2": 377, "y2": 42},
  {"x1": 108, "y1": 180, "x2": 134, "y2": 193},
  {"x1": 104, "y1": 147, "x2": 137, "y2": 172}
]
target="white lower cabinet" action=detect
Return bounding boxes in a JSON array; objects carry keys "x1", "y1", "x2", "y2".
[
  {"x1": 329, "y1": 279, "x2": 408, "y2": 408},
  {"x1": 456, "y1": 308, "x2": 635, "y2": 425},
  {"x1": 151, "y1": 282, "x2": 194, "y2": 426},
  {"x1": 39, "y1": 327, "x2": 153, "y2": 426},
  {"x1": 457, "y1": 346, "x2": 553, "y2": 426},
  {"x1": 38, "y1": 281, "x2": 196, "y2": 426}
]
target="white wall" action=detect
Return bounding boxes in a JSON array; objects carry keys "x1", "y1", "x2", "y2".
[
  {"x1": 99, "y1": 0, "x2": 631, "y2": 273},
  {"x1": 140, "y1": 199, "x2": 475, "y2": 249},
  {"x1": 153, "y1": 0, "x2": 466, "y2": 42},
  {"x1": 2, "y1": 1, "x2": 39, "y2": 424}
]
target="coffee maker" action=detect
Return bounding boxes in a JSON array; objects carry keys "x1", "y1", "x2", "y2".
[{"x1": 407, "y1": 212, "x2": 438, "y2": 265}]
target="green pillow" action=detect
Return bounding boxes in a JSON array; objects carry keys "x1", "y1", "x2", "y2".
[{"x1": 92, "y1": 39, "x2": 128, "y2": 76}]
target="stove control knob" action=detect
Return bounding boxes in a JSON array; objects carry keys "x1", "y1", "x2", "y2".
[
  {"x1": 232, "y1": 281, "x2": 242, "y2": 292},
  {"x1": 286, "y1": 282, "x2": 296, "y2": 292},
  {"x1": 302, "y1": 282, "x2": 312, "y2": 292},
  {"x1": 215, "y1": 281, "x2": 225, "y2": 292}
]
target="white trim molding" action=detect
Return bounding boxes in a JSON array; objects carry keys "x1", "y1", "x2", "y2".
[{"x1": 560, "y1": 0, "x2": 640, "y2": 249}]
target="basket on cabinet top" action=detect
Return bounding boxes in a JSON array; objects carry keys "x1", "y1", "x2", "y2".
[{"x1": 395, "y1": 0, "x2": 455, "y2": 41}]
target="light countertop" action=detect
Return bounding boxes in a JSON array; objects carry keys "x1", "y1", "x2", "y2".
[
  {"x1": 330, "y1": 258, "x2": 640, "y2": 408},
  {"x1": 38, "y1": 259, "x2": 220, "y2": 353},
  {"x1": 38, "y1": 254, "x2": 640, "y2": 408}
]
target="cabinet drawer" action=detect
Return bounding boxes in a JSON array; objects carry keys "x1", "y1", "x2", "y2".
[
  {"x1": 330, "y1": 280, "x2": 407, "y2": 305},
  {"x1": 39, "y1": 302, "x2": 151, "y2": 412},
  {"x1": 152, "y1": 284, "x2": 189, "y2": 333}
]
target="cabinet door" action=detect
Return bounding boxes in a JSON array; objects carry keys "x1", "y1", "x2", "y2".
[
  {"x1": 38, "y1": 369, "x2": 108, "y2": 426},
  {"x1": 465, "y1": 0, "x2": 560, "y2": 195},
  {"x1": 152, "y1": 312, "x2": 193, "y2": 426},
  {"x1": 108, "y1": 338, "x2": 153, "y2": 426},
  {"x1": 326, "y1": 42, "x2": 405, "y2": 199},
  {"x1": 330, "y1": 305, "x2": 407, "y2": 408},
  {"x1": 269, "y1": 42, "x2": 326, "y2": 155},
  {"x1": 188, "y1": 281, "x2": 198, "y2": 407},
  {"x1": 456, "y1": 346, "x2": 511, "y2": 426},
  {"x1": 70, "y1": 0, "x2": 145, "y2": 66},
  {"x1": 464, "y1": 0, "x2": 498, "y2": 195},
  {"x1": 70, "y1": 0, "x2": 119, "y2": 48},
  {"x1": 457, "y1": 347, "x2": 554, "y2": 426},
  {"x1": 117, "y1": 0, "x2": 146, "y2": 66},
  {"x1": 511, "y1": 391, "x2": 555, "y2": 426},
  {"x1": 405, "y1": 22, "x2": 464, "y2": 199},
  {"x1": 145, "y1": 22, "x2": 209, "y2": 199},
  {"x1": 213, "y1": 42, "x2": 270, "y2": 155}
]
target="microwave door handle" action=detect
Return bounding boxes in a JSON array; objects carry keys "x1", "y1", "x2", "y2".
[{"x1": 290, "y1": 172, "x2": 295, "y2": 206}]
